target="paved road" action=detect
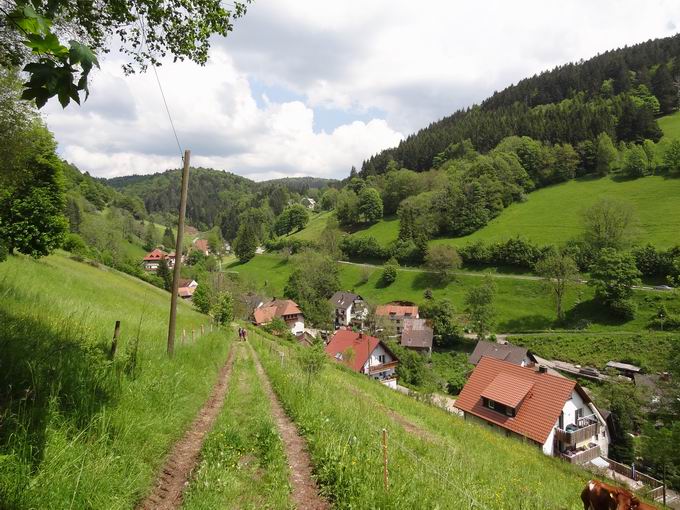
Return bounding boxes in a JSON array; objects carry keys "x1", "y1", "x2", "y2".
[{"x1": 337, "y1": 260, "x2": 673, "y2": 293}]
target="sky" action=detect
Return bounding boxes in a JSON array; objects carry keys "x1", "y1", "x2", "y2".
[{"x1": 42, "y1": 0, "x2": 680, "y2": 181}]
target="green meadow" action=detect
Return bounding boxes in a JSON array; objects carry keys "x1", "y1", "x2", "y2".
[
  {"x1": 0, "y1": 252, "x2": 230, "y2": 509},
  {"x1": 227, "y1": 253, "x2": 677, "y2": 334}
]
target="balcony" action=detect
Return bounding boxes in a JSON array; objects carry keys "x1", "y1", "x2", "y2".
[
  {"x1": 555, "y1": 416, "x2": 599, "y2": 446},
  {"x1": 561, "y1": 443, "x2": 600, "y2": 464},
  {"x1": 368, "y1": 361, "x2": 398, "y2": 375}
]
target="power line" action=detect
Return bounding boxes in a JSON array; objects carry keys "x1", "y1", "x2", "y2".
[{"x1": 138, "y1": 16, "x2": 184, "y2": 162}]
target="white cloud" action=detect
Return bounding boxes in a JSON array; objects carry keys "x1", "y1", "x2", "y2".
[{"x1": 42, "y1": 0, "x2": 680, "y2": 179}]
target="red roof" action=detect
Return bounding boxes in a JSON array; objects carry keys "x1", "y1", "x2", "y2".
[
  {"x1": 325, "y1": 330, "x2": 381, "y2": 372},
  {"x1": 455, "y1": 357, "x2": 578, "y2": 444},
  {"x1": 178, "y1": 286, "x2": 195, "y2": 298},
  {"x1": 253, "y1": 299, "x2": 303, "y2": 325},
  {"x1": 194, "y1": 239, "x2": 209, "y2": 253},
  {"x1": 143, "y1": 248, "x2": 167, "y2": 261},
  {"x1": 375, "y1": 304, "x2": 418, "y2": 318}
]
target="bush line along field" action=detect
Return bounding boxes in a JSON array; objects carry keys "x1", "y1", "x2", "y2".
[
  {"x1": 0, "y1": 252, "x2": 230, "y2": 509},
  {"x1": 249, "y1": 328, "x2": 593, "y2": 509},
  {"x1": 335, "y1": 175, "x2": 680, "y2": 250},
  {"x1": 227, "y1": 253, "x2": 678, "y2": 334}
]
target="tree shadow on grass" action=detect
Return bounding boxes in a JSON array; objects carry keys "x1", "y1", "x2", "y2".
[
  {"x1": 562, "y1": 299, "x2": 630, "y2": 327},
  {"x1": 0, "y1": 307, "x2": 118, "y2": 471},
  {"x1": 411, "y1": 272, "x2": 449, "y2": 291},
  {"x1": 498, "y1": 315, "x2": 555, "y2": 333}
]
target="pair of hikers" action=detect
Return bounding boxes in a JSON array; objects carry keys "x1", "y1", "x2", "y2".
[{"x1": 238, "y1": 327, "x2": 248, "y2": 341}]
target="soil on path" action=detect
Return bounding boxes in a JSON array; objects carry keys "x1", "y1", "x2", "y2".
[
  {"x1": 247, "y1": 343, "x2": 330, "y2": 510},
  {"x1": 137, "y1": 347, "x2": 236, "y2": 510}
]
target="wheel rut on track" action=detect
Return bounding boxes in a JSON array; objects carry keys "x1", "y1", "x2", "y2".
[
  {"x1": 137, "y1": 347, "x2": 236, "y2": 510},
  {"x1": 247, "y1": 342, "x2": 330, "y2": 510}
]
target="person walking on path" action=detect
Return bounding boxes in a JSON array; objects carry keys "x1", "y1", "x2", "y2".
[{"x1": 242, "y1": 328, "x2": 248, "y2": 342}]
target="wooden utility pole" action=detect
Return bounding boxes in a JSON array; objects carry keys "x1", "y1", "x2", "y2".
[{"x1": 167, "y1": 149, "x2": 191, "y2": 357}]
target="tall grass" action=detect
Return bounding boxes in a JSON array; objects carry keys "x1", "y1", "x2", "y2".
[
  {"x1": 182, "y1": 344, "x2": 292, "y2": 509},
  {"x1": 0, "y1": 253, "x2": 231, "y2": 508},
  {"x1": 249, "y1": 328, "x2": 591, "y2": 509}
]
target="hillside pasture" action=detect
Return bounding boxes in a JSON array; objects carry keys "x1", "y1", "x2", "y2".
[
  {"x1": 0, "y1": 253, "x2": 230, "y2": 508},
  {"x1": 227, "y1": 254, "x2": 672, "y2": 334}
]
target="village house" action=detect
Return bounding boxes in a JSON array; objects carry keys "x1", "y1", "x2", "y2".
[
  {"x1": 253, "y1": 298, "x2": 305, "y2": 335},
  {"x1": 375, "y1": 303, "x2": 418, "y2": 335},
  {"x1": 468, "y1": 340, "x2": 537, "y2": 367},
  {"x1": 329, "y1": 291, "x2": 368, "y2": 329},
  {"x1": 176, "y1": 278, "x2": 198, "y2": 300},
  {"x1": 301, "y1": 197, "x2": 316, "y2": 209},
  {"x1": 400, "y1": 318, "x2": 433, "y2": 355},
  {"x1": 142, "y1": 248, "x2": 167, "y2": 271},
  {"x1": 193, "y1": 238, "x2": 210, "y2": 256},
  {"x1": 325, "y1": 330, "x2": 399, "y2": 388},
  {"x1": 455, "y1": 357, "x2": 610, "y2": 465}
]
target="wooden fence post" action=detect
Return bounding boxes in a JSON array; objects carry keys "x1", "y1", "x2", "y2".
[
  {"x1": 210, "y1": 323, "x2": 213, "y2": 333},
  {"x1": 110, "y1": 320, "x2": 121, "y2": 360},
  {"x1": 182, "y1": 328, "x2": 186, "y2": 344},
  {"x1": 382, "y1": 428, "x2": 389, "y2": 492},
  {"x1": 201, "y1": 324, "x2": 205, "y2": 335},
  {"x1": 192, "y1": 329, "x2": 195, "y2": 343}
]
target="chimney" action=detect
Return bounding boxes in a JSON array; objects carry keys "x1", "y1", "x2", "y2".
[
  {"x1": 359, "y1": 331, "x2": 363, "y2": 339},
  {"x1": 537, "y1": 365, "x2": 547, "y2": 374}
]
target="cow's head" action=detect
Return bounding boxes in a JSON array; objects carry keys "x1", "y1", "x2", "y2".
[{"x1": 611, "y1": 491, "x2": 638, "y2": 510}]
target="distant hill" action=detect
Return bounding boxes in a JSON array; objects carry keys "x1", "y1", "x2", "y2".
[
  {"x1": 362, "y1": 33, "x2": 680, "y2": 175},
  {"x1": 106, "y1": 168, "x2": 337, "y2": 231}
]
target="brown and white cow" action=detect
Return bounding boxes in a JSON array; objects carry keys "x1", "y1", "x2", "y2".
[{"x1": 581, "y1": 480, "x2": 656, "y2": 510}]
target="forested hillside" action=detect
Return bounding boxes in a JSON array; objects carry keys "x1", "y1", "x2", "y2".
[{"x1": 361, "y1": 34, "x2": 680, "y2": 174}]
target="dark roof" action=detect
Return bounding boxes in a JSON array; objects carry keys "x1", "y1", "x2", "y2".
[
  {"x1": 468, "y1": 340, "x2": 535, "y2": 366},
  {"x1": 400, "y1": 319, "x2": 433, "y2": 349},
  {"x1": 329, "y1": 291, "x2": 361, "y2": 309},
  {"x1": 455, "y1": 357, "x2": 580, "y2": 444}
]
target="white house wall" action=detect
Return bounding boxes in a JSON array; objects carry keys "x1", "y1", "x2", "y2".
[{"x1": 291, "y1": 320, "x2": 305, "y2": 335}]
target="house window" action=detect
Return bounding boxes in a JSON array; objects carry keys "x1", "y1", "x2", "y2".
[
  {"x1": 378, "y1": 354, "x2": 386, "y2": 364},
  {"x1": 483, "y1": 398, "x2": 515, "y2": 417},
  {"x1": 575, "y1": 408, "x2": 584, "y2": 421}
]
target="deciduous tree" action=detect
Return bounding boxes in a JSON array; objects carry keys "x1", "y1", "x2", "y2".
[
  {"x1": 535, "y1": 253, "x2": 579, "y2": 321},
  {"x1": 464, "y1": 275, "x2": 496, "y2": 339},
  {"x1": 424, "y1": 245, "x2": 462, "y2": 283}
]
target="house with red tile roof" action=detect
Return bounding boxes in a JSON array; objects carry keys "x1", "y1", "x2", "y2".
[
  {"x1": 142, "y1": 248, "x2": 168, "y2": 271},
  {"x1": 193, "y1": 239, "x2": 210, "y2": 256},
  {"x1": 176, "y1": 278, "x2": 198, "y2": 299},
  {"x1": 325, "y1": 330, "x2": 399, "y2": 388},
  {"x1": 375, "y1": 303, "x2": 418, "y2": 334},
  {"x1": 253, "y1": 299, "x2": 304, "y2": 335},
  {"x1": 455, "y1": 357, "x2": 609, "y2": 465}
]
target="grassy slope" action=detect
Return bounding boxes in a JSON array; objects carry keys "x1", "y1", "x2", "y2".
[
  {"x1": 658, "y1": 109, "x2": 680, "y2": 141},
  {"x1": 288, "y1": 211, "x2": 332, "y2": 241},
  {"x1": 290, "y1": 175, "x2": 680, "y2": 250},
  {"x1": 227, "y1": 253, "x2": 679, "y2": 334},
  {"x1": 0, "y1": 252, "x2": 230, "y2": 509},
  {"x1": 509, "y1": 333, "x2": 678, "y2": 373},
  {"x1": 433, "y1": 175, "x2": 680, "y2": 249},
  {"x1": 250, "y1": 330, "x2": 596, "y2": 509}
]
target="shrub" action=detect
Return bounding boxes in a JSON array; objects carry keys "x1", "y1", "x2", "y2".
[
  {"x1": 381, "y1": 262, "x2": 398, "y2": 286},
  {"x1": 340, "y1": 236, "x2": 388, "y2": 261},
  {"x1": 609, "y1": 299, "x2": 637, "y2": 320},
  {"x1": 211, "y1": 291, "x2": 234, "y2": 325}
]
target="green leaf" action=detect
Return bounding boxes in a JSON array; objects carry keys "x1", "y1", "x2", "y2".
[{"x1": 68, "y1": 41, "x2": 99, "y2": 72}]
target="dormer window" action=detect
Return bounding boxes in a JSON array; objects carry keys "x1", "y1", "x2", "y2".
[{"x1": 482, "y1": 397, "x2": 516, "y2": 417}]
